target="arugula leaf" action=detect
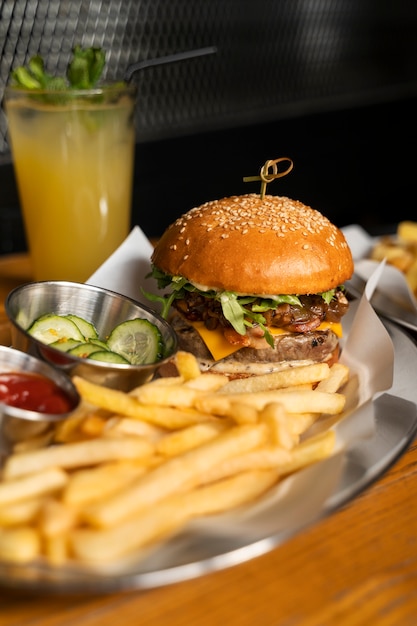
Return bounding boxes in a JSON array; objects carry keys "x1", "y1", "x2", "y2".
[
  {"x1": 321, "y1": 288, "x2": 337, "y2": 305},
  {"x1": 220, "y1": 292, "x2": 247, "y2": 335},
  {"x1": 142, "y1": 273, "x2": 190, "y2": 319},
  {"x1": 144, "y1": 265, "x2": 341, "y2": 350},
  {"x1": 252, "y1": 294, "x2": 301, "y2": 312}
]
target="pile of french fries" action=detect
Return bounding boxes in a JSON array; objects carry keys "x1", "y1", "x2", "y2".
[
  {"x1": 0, "y1": 351, "x2": 350, "y2": 568},
  {"x1": 370, "y1": 220, "x2": 417, "y2": 297}
]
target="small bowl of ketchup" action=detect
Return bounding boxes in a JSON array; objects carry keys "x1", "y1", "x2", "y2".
[{"x1": 0, "y1": 345, "x2": 80, "y2": 425}]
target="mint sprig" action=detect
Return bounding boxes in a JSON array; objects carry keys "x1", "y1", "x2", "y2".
[
  {"x1": 67, "y1": 46, "x2": 106, "y2": 89},
  {"x1": 10, "y1": 46, "x2": 106, "y2": 91}
]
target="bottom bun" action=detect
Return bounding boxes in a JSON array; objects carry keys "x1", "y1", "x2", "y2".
[{"x1": 168, "y1": 311, "x2": 340, "y2": 378}]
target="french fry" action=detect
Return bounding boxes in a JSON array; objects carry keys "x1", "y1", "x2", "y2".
[
  {"x1": 63, "y1": 461, "x2": 148, "y2": 507},
  {"x1": 71, "y1": 469, "x2": 280, "y2": 563},
  {"x1": 279, "y1": 430, "x2": 336, "y2": 476},
  {"x1": 54, "y1": 406, "x2": 95, "y2": 443},
  {"x1": 406, "y1": 258, "x2": 417, "y2": 295},
  {"x1": 315, "y1": 363, "x2": 349, "y2": 393},
  {"x1": 260, "y1": 402, "x2": 297, "y2": 449},
  {"x1": 228, "y1": 402, "x2": 259, "y2": 424},
  {"x1": 131, "y1": 382, "x2": 200, "y2": 408},
  {"x1": 0, "y1": 526, "x2": 41, "y2": 563},
  {"x1": 44, "y1": 533, "x2": 69, "y2": 566},
  {"x1": 39, "y1": 497, "x2": 77, "y2": 537},
  {"x1": 179, "y1": 468, "x2": 281, "y2": 516},
  {"x1": 370, "y1": 221, "x2": 417, "y2": 295},
  {"x1": 131, "y1": 406, "x2": 226, "y2": 429},
  {"x1": 73, "y1": 376, "x2": 150, "y2": 417},
  {"x1": 155, "y1": 421, "x2": 228, "y2": 457},
  {"x1": 174, "y1": 350, "x2": 201, "y2": 380},
  {"x1": 202, "y1": 447, "x2": 292, "y2": 483},
  {"x1": 2, "y1": 438, "x2": 154, "y2": 480},
  {"x1": 0, "y1": 497, "x2": 44, "y2": 527},
  {"x1": 370, "y1": 241, "x2": 414, "y2": 272},
  {"x1": 398, "y1": 220, "x2": 417, "y2": 242},
  {"x1": 83, "y1": 423, "x2": 269, "y2": 528},
  {"x1": 103, "y1": 417, "x2": 165, "y2": 441},
  {"x1": 195, "y1": 389, "x2": 346, "y2": 417},
  {"x1": 220, "y1": 362, "x2": 330, "y2": 394},
  {"x1": 132, "y1": 373, "x2": 227, "y2": 405},
  {"x1": 132, "y1": 373, "x2": 228, "y2": 407},
  {"x1": 0, "y1": 467, "x2": 68, "y2": 505},
  {"x1": 71, "y1": 491, "x2": 191, "y2": 563},
  {"x1": 0, "y1": 349, "x2": 350, "y2": 567},
  {"x1": 79, "y1": 413, "x2": 107, "y2": 437},
  {"x1": 73, "y1": 376, "x2": 215, "y2": 428},
  {"x1": 202, "y1": 430, "x2": 335, "y2": 484},
  {"x1": 184, "y1": 373, "x2": 229, "y2": 392},
  {"x1": 286, "y1": 413, "x2": 318, "y2": 435}
]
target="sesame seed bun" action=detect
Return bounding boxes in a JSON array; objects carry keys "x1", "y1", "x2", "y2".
[{"x1": 152, "y1": 194, "x2": 353, "y2": 295}]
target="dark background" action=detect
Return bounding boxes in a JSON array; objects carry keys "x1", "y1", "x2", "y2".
[{"x1": 0, "y1": 0, "x2": 416, "y2": 253}]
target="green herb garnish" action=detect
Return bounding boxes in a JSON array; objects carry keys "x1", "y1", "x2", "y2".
[
  {"x1": 10, "y1": 46, "x2": 106, "y2": 91},
  {"x1": 144, "y1": 266, "x2": 340, "y2": 350}
]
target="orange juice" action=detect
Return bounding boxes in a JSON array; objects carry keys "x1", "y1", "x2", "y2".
[{"x1": 5, "y1": 86, "x2": 136, "y2": 282}]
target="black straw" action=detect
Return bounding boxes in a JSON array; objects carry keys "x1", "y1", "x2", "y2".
[{"x1": 124, "y1": 46, "x2": 217, "y2": 83}]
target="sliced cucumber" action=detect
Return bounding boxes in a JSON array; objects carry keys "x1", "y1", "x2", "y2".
[
  {"x1": 88, "y1": 350, "x2": 130, "y2": 364},
  {"x1": 26, "y1": 312, "x2": 165, "y2": 365},
  {"x1": 49, "y1": 338, "x2": 83, "y2": 352},
  {"x1": 65, "y1": 314, "x2": 98, "y2": 339},
  {"x1": 89, "y1": 338, "x2": 109, "y2": 350},
  {"x1": 68, "y1": 342, "x2": 106, "y2": 358},
  {"x1": 28, "y1": 315, "x2": 84, "y2": 344},
  {"x1": 107, "y1": 318, "x2": 163, "y2": 365}
]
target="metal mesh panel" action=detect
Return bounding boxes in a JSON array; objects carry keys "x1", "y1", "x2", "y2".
[{"x1": 0, "y1": 0, "x2": 417, "y2": 154}]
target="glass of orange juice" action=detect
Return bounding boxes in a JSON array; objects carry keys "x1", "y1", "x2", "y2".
[{"x1": 4, "y1": 83, "x2": 136, "y2": 282}]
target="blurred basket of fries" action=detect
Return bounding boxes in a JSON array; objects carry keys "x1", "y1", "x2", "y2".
[
  {"x1": 0, "y1": 350, "x2": 351, "y2": 568},
  {"x1": 370, "y1": 221, "x2": 417, "y2": 298}
]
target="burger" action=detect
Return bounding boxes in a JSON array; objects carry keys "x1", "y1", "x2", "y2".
[{"x1": 148, "y1": 193, "x2": 354, "y2": 377}]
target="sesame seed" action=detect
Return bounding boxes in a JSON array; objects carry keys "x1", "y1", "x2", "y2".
[{"x1": 166, "y1": 194, "x2": 342, "y2": 252}]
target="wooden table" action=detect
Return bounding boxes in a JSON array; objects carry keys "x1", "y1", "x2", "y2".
[{"x1": 1, "y1": 254, "x2": 417, "y2": 626}]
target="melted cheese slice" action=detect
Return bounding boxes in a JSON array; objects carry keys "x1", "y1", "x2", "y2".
[{"x1": 190, "y1": 320, "x2": 343, "y2": 362}]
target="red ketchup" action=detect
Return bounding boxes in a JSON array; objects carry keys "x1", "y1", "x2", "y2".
[{"x1": 0, "y1": 371, "x2": 73, "y2": 414}]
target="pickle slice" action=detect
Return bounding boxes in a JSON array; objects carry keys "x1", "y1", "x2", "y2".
[
  {"x1": 49, "y1": 338, "x2": 83, "y2": 352},
  {"x1": 88, "y1": 350, "x2": 130, "y2": 364},
  {"x1": 28, "y1": 315, "x2": 84, "y2": 344},
  {"x1": 107, "y1": 318, "x2": 163, "y2": 365},
  {"x1": 65, "y1": 314, "x2": 98, "y2": 339},
  {"x1": 26, "y1": 313, "x2": 165, "y2": 366},
  {"x1": 68, "y1": 342, "x2": 106, "y2": 358}
]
